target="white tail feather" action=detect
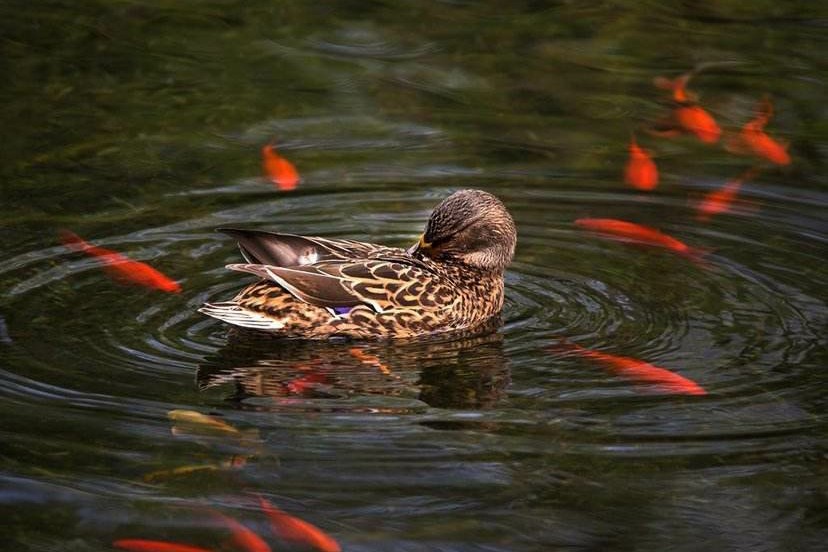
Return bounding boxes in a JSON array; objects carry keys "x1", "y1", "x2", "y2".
[{"x1": 198, "y1": 302, "x2": 285, "y2": 331}]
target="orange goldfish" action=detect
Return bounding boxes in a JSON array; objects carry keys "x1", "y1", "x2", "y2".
[
  {"x1": 674, "y1": 105, "x2": 721, "y2": 143},
  {"x1": 653, "y1": 72, "x2": 721, "y2": 143},
  {"x1": 258, "y1": 496, "x2": 341, "y2": 552},
  {"x1": 167, "y1": 410, "x2": 240, "y2": 435},
  {"x1": 143, "y1": 463, "x2": 221, "y2": 483},
  {"x1": 262, "y1": 144, "x2": 300, "y2": 191},
  {"x1": 60, "y1": 231, "x2": 181, "y2": 293},
  {"x1": 558, "y1": 342, "x2": 706, "y2": 396},
  {"x1": 142, "y1": 454, "x2": 249, "y2": 483},
  {"x1": 210, "y1": 511, "x2": 271, "y2": 552},
  {"x1": 285, "y1": 371, "x2": 330, "y2": 394},
  {"x1": 349, "y1": 347, "x2": 392, "y2": 375},
  {"x1": 654, "y1": 73, "x2": 695, "y2": 103},
  {"x1": 727, "y1": 97, "x2": 790, "y2": 165},
  {"x1": 624, "y1": 135, "x2": 659, "y2": 191},
  {"x1": 696, "y1": 168, "x2": 760, "y2": 221},
  {"x1": 112, "y1": 540, "x2": 215, "y2": 552},
  {"x1": 574, "y1": 218, "x2": 705, "y2": 260},
  {"x1": 740, "y1": 127, "x2": 790, "y2": 165}
]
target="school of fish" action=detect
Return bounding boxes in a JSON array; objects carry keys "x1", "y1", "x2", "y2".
[{"x1": 572, "y1": 68, "x2": 792, "y2": 395}]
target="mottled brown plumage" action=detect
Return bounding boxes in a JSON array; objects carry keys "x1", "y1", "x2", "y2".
[{"x1": 199, "y1": 189, "x2": 516, "y2": 339}]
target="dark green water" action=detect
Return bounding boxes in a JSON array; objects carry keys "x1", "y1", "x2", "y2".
[{"x1": 2, "y1": 2, "x2": 826, "y2": 551}]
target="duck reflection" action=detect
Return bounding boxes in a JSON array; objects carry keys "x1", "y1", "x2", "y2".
[{"x1": 197, "y1": 321, "x2": 509, "y2": 410}]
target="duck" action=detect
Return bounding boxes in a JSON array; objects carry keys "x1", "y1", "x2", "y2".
[{"x1": 199, "y1": 189, "x2": 516, "y2": 339}]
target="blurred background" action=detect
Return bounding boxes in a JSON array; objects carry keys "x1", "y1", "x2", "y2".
[{"x1": 1, "y1": 2, "x2": 826, "y2": 551}]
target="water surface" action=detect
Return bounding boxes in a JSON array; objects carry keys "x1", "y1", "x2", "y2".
[{"x1": 2, "y1": 2, "x2": 826, "y2": 551}]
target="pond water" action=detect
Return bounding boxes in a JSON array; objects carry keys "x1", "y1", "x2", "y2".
[{"x1": 2, "y1": 2, "x2": 826, "y2": 551}]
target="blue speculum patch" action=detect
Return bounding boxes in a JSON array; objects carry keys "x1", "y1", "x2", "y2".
[{"x1": 333, "y1": 306, "x2": 353, "y2": 315}]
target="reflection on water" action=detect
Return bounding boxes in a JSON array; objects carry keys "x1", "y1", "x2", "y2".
[
  {"x1": 2, "y1": 1, "x2": 827, "y2": 551},
  {"x1": 198, "y1": 324, "x2": 509, "y2": 411}
]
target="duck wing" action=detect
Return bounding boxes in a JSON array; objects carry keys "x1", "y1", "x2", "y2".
[
  {"x1": 226, "y1": 259, "x2": 446, "y2": 312},
  {"x1": 218, "y1": 228, "x2": 380, "y2": 266}
]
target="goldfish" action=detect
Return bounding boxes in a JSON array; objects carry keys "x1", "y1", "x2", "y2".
[
  {"x1": 262, "y1": 143, "x2": 300, "y2": 191},
  {"x1": 696, "y1": 167, "x2": 760, "y2": 221},
  {"x1": 624, "y1": 135, "x2": 659, "y2": 191},
  {"x1": 556, "y1": 342, "x2": 707, "y2": 396},
  {"x1": 574, "y1": 218, "x2": 705, "y2": 261},
  {"x1": 741, "y1": 127, "x2": 790, "y2": 165},
  {"x1": 729, "y1": 98, "x2": 790, "y2": 165},
  {"x1": 210, "y1": 510, "x2": 271, "y2": 552},
  {"x1": 654, "y1": 73, "x2": 695, "y2": 103},
  {"x1": 349, "y1": 347, "x2": 392, "y2": 375},
  {"x1": 258, "y1": 496, "x2": 341, "y2": 552},
  {"x1": 673, "y1": 105, "x2": 721, "y2": 143},
  {"x1": 167, "y1": 410, "x2": 241, "y2": 436},
  {"x1": 112, "y1": 540, "x2": 215, "y2": 552},
  {"x1": 653, "y1": 72, "x2": 721, "y2": 143},
  {"x1": 285, "y1": 371, "x2": 330, "y2": 394},
  {"x1": 60, "y1": 230, "x2": 181, "y2": 293},
  {"x1": 167, "y1": 409, "x2": 262, "y2": 456},
  {"x1": 143, "y1": 463, "x2": 221, "y2": 483},
  {"x1": 142, "y1": 454, "x2": 250, "y2": 483}
]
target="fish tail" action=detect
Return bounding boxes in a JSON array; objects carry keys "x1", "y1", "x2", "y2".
[
  {"x1": 59, "y1": 229, "x2": 90, "y2": 252},
  {"x1": 545, "y1": 337, "x2": 586, "y2": 356},
  {"x1": 680, "y1": 245, "x2": 713, "y2": 268},
  {"x1": 756, "y1": 95, "x2": 774, "y2": 127}
]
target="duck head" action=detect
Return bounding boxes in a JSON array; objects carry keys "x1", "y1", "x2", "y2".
[{"x1": 409, "y1": 189, "x2": 516, "y2": 272}]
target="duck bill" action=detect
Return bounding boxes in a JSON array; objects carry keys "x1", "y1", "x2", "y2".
[{"x1": 407, "y1": 234, "x2": 432, "y2": 255}]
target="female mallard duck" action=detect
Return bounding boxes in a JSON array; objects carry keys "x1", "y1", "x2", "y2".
[{"x1": 199, "y1": 189, "x2": 516, "y2": 339}]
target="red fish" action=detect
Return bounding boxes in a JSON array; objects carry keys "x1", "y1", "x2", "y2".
[
  {"x1": 624, "y1": 136, "x2": 659, "y2": 191},
  {"x1": 728, "y1": 98, "x2": 790, "y2": 165},
  {"x1": 112, "y1": 540, "x2": 215, "y2": 552},
  {"x1": 741, "y1": 126, "x2": 790, "y2": 165},
  {"x1": 349, "y1": 347, "x2": 392, "y2": 375},
  {"x1": 258, "y1": 496, "x2": 341, "y2": 552},
  {"x1": 696, "y1": 168, "x2": 760, "y2": 221},
  {"x1": 654, "y1": 73, "x2": 721, "y2": 143},
  {"x1": 558, "y1": 342, "x2": 706, "y2": 396},
  {"x1": 574, "y1": 218, "x2": 705, "y2": 261},
  {"x1": 654, "y1": 73, "x2": 694, "y2": 103},
  {"x1": 60, "y1": 231, "x2": 181, "y2": 293},
  {"x1": 262, "y1": 144, "x2": 300, "y2": 191},
  {"x1": 210, "y1": 511, "x2": 271, "y2": 552},
  {"x1": 674, "y1": 105, "x2": 721, "y2": 143},
  {"x1": 285, "y1": 371, "x2": 330, "y2": 394}
]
